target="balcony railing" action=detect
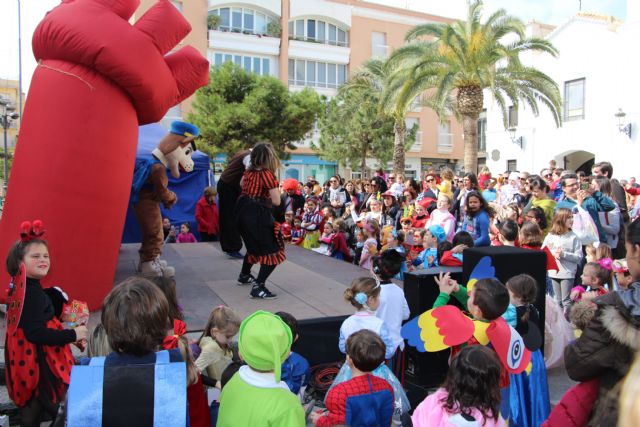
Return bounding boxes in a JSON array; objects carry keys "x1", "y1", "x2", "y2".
[{"x1": 288, "y1": 35, "x2": 349, "y2": 47}]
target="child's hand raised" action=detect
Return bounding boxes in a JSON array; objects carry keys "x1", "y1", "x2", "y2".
[
  {"x1": 450, "y1": 278, "x2": 460, "y2": 293},
  {"x1": 435, "y1": 272, "x2": 456, "y2": 295}
]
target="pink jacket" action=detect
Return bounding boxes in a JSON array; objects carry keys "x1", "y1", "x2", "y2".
[
  {"x1": 425, "y1": 209, "x2": 456, "y2": 242},
  {"x1": 412, "y1": 389, "x2": 506, "y2": 427},
  {"x1": 176, "y1": 232, "x2": 197, "y2": 243}
]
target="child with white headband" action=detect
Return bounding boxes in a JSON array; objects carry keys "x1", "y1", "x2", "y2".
[{"x1": 328, "y1": 277, "x2": 411, "y2": 418}]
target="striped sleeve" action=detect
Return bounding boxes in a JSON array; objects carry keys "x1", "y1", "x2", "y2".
[{"x1": 261, "y1": 170, "x2": 278, "y2": 190}]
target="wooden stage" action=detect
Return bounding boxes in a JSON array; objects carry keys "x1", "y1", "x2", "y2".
[{"x1": 115, "y1": 242, "x2": 367, "y2": 331}]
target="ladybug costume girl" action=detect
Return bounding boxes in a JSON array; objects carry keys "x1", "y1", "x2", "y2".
[{"x1": 5, "y1": 221, "x2": 83, "y2": 424}]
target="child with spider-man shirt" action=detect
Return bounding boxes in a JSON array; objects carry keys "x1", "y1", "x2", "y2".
[{"x1": 310, "y1": 330, "x2": 394, "y2": 427}]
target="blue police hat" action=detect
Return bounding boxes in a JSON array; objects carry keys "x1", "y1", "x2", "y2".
[{"x1": 170, "y1": 121, "x2": 200, "y2": 138}]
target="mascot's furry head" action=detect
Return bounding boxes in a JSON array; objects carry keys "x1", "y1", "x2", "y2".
[{"x1": 152, "y1": 121, "x2": 199, "y2": 178}]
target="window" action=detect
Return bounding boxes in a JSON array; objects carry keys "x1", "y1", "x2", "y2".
[
  {"x1": 371, "y1": 32, "x2": 387, "y2": 58},
  {"x1": 318, "y1": 21, "x2": 326, "y2": 41},
  {"x1": 406, "y1": 117, "x2": 420, "y2": 150},
  {"x1": 405, "y1": 117, "x2": 419, "y2": 133},
  {"x1": 210, "y1": 7, "x2": 276, "y2": 35},
  {"x1": 289, "y1": 19, "x2": 349, "y2": 47},
  {"x1": 295, "y1": 59, "x2": 305, "y2": 85},
  {"x1": 307, "y1": 61, "x2": 316, "y2": 84},
  {"x1": 338, "y1": 65, "x2": 347, "y2": 85},
  {"x1": 564, "y1": 78, "x2": 585, "y2": 121},
  {"x1": 507, "y1": 160, "x2": 517, "y2": 171},
  {"x1": 328, "y1": 63, "x2": 337, "y2": 87},
  {"x1": 438, "y1": 121, "x2": 453, "y2": 151},
  {"x1": 288, "y1": 59, "x2": 295, "y2": 82},
  {"x1": 307, "y1": 20, "x2": 316, "y2": 40},
  {"x1": 244, "y1": 12, "x2": 254, "y2": 31},
  {"x1": 338, "y1": 29, "x2": 346, "y2": 45},
  {"x1": 256, "y1": 13, "x2": 267, "y2": 34},
  {"x1": 211, "y1": 52, "x2": 272, "y2": 76},
  {"x1": 232, "y1": 8, "x2": 242, "y2": 30},
  {"x1": 328, "y1": 25, "x2": 337, "y2": 44},
  {"x1": 318, "y1": 63, "x2": 326, "y2": 85},
  {"x1": 508, "y1": 106, "x2": 518, "y2": 128},
  {"x1": 219, "y1": 8, "x2": 230, "y2": 28},
  {"x1": 477, "y1": 109, "x2": 487, "y2": 152},
  {"x1": 288, "y1": 59, "x2": 347, "y2": 88}
]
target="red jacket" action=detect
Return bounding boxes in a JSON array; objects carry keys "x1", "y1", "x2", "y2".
[
  {"x1": 541, "y1": 379, "x2": 599, "y2": 427},
  {"x1": 330, "y1": 232, "x2": 352, "y2": 262},
  {"x1": 195, "y1": 196, "x2": 219, "y2": 235}
]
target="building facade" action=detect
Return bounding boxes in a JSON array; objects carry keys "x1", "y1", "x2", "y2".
[
  {"x1": 482, "y1": 4, "x2": 638, "y2": 179},
  {"x1": 0, "y1": 79, "x2": 24, "y2": 148},
  {"x1": 134, "y1": 0, "x2": 464, "y2": 183}
]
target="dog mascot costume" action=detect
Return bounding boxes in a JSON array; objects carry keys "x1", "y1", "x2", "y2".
[
  {"x1": 0, "y1": 0, "x2": 209, "y2": 309},
  {"x1": 132, "y1": 121, "x2": 199, "y2": 277}
]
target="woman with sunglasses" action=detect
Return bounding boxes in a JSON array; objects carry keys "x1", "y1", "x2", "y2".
[
  {"x1": 322, "y1": 175, "x2": 347, "y2": 216},
  {"x1": 361, "y1": 176, "x2": 388, "y2": 213}
]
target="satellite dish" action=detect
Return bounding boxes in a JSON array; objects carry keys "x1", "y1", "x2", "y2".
[{"x1": 491, "y1": 150, "x2": 500, "y2": 161}]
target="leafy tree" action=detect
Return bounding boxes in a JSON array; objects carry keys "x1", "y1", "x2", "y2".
[
  {"x1": 342, "y1": 58, "x2": 417, "y2": 175},
  {"x1": 389, "y1": 0, "x2": 562, "y2": 174},
  {"x1": 188, "y1": 62, "x2": 323, "y2": 159},
  {"x1": 316, "y1": 85, "x2": 415, "y2": 176}
]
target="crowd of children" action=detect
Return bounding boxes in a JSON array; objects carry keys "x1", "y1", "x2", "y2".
[{"x1": 5, "y1": 157, "x2": 640, "y2": 426}]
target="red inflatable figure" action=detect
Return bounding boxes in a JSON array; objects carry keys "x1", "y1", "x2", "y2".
[{"x1": 0, "y1": 0, "x2": 209, "y2": 309}]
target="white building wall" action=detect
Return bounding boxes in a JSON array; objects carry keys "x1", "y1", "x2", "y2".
[
  {"x1": 290, "y1": 0, "x2": 352, "y2": 28},
  {"x1": 484, "y1": 14, "x2": 638, "y2": 179}
]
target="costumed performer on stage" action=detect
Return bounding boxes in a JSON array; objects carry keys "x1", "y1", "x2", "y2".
[
  {"x1": 217, "y1": 149, "x2": 252, "y2": 259},
  {"x1": 131, "y1": 121, "x2": 199, "y2": 277},
  {"x1": 234, "y1": 143, "x2": 284, "y2": 299}
]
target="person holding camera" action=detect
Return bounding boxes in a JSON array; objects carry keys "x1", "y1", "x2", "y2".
[{"x1": 556, "y1": 173, "x2": 616, "y2": 244}]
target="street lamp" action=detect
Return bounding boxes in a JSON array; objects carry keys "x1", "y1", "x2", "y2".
[
  {"x1": 507, "y1": 126, "x2": 524, "y2": 148},
  {"x1": 615, "y1": 108, "x2": 632, "y2": 138},
  {"x1": 1, "y1": 98, "x2": 20, "y2": 194}
]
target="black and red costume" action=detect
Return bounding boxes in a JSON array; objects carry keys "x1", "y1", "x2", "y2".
[{"x1": 5, "y1": 276, "x2": 76, "y2": 409}]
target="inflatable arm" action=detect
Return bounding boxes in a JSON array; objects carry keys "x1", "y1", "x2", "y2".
[{"x1": 0, "y1": 0, "x2": 209, "y2": 308}]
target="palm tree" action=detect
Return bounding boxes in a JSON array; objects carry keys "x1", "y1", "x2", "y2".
[
  {"x1": 389, "y1": 0, "x2": 562, "y2": 174},
  {"x1": 341, "y1": 58, "x2": 417, "y2": 175}
]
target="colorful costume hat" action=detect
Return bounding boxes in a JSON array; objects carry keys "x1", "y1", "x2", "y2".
[
  {"x1": 238, "y1": 310, "x2": 293, "y2": 382},
  {"x1": 428, "y1": 225, "x2": 446, "y2": 244}
]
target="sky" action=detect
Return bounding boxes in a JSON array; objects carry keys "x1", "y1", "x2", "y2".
[{"x1": 0, "y1": 0, "x2": 628, "y2": 95}]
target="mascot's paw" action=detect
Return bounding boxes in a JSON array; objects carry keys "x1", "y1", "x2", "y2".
[
  {"x1": 139, "y1": 260, "x2": 164, "y2": 278},
  {"x1": 161, "y1": 265, "x2": 176, "y2": 277},
  {"x1": 139, "y1": 259, "x2": 176, "y2": 278}
]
